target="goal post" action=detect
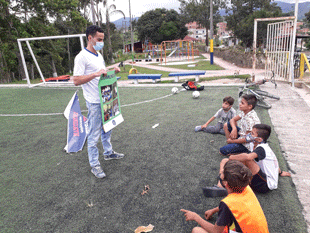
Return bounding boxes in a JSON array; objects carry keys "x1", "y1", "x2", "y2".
[
  {"x1": 252, "y1": 16, "x2": 296, "y2": 83},
  {"x1": 17, "y1": 34, "x2": 86, "y2": 88}
]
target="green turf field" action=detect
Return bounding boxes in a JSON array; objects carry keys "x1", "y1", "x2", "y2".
[{"x1": 0, "y1": 86, "x2": 307, "y2": 232}]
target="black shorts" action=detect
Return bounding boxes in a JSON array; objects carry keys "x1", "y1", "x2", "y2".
[{"x1": 250, "y1": 169, "x2": 270, "y2": 194}]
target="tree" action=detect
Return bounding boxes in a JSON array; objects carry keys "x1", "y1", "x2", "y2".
[
  {"x1": 225, "y1": 0, "x2": 282, "y2": 47},
  {"x1": 305, "y1": 11, "x2": 310, "y2": 50},
  {"x1": 100, "y1": 0, "x2": 125, "y2": 63},
  {"x1": 136, "y1": 8, "x2": 188, "y2": 44},
  {"x1": 179, "y1": 0, "x2": 225, "y2": 46}
]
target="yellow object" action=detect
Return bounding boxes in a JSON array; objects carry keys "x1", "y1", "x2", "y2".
[
  {"x1": 129, "y1": 68, "x2": 138, "y2": 74},
  {"x1": 134, "y1": 224, "x2": 154, "y2": 233},
  {"x1": 300, "y1": 53, "x2": 310, "y2": 79},
  {"x1": 222, "y1": 186, "x2": 269, "y2": 233},
  {"x1": 210, "y1": 39, "x2": 213, "y2": 53}
]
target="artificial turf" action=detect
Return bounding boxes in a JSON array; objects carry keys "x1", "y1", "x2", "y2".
[{"x1": 0, "y1": 86, "x2": 307, "y2": 232}]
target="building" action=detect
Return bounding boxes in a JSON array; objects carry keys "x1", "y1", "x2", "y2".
[{"x1": 185, "y1": 22, "x2": 207, "y2": 42}]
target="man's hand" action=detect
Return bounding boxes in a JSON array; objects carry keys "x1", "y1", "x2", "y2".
[
  {"x1": 114, "y1": 66, "x2": 121, "y2": 73},
  {"x1": 96, "y1": 69, "x2": 107, "y2": 77},
  {"x1": 204, "y1": 208, "x2": 218, "y2": 220},
  {"x1": 180, "y1": 209, "x2": 199, "y2": 221}
]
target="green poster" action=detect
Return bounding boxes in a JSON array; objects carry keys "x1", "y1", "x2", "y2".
[{"x1": 98, "y1": 70, "x2": 124, "y2": 132}]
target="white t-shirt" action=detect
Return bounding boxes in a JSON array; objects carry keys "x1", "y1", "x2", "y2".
[
  {"x1": 73, "y1": 48, "x2": 106, "y2": 103},
  {"x1": 255, "y1": 143, "x2": 279, "y2": 190},
  {"x1": 214, "y1": 107, "x2": 236, "y2": 124}
]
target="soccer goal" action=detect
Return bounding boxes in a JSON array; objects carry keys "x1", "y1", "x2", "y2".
[
  {"x1": 17, "y1": 34, "x2": 86, "y2": 88},
  {"x1": 253, "y1": 16, "x2": 297, "y2": 84}
]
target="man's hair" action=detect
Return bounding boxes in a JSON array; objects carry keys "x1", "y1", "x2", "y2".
[
  {"x1": 242, "y1": 94, "x2": 257, "y2": 109},
  {"x1": 86, "y1": 25, "x2": 104, "y2": 40},
  {"x1": 223, "y1": 96, "x2": 234, "y2": 106},
  {"x1": 253, "y1": 124, "x2": 271, "y2": 142},
  {"x1": 223, "y1": 160, "x2": 252, "y2": 193}
]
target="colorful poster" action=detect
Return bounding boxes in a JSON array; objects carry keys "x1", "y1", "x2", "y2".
[
  {"x1": 98, "y1": 70, "x2": 124, "y2": 132},
  {"x1": 64, "y1": 91, "x2": 88, "y2": 153}
]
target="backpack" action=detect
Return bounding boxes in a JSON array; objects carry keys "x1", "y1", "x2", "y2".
[{"x1": 181, "y1": 81, "x2": 204, "y2": 91}]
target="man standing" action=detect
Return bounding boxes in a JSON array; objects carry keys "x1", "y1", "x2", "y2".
[{"x1": 73, "y1": 25, "x2": 124, "y2": 178}]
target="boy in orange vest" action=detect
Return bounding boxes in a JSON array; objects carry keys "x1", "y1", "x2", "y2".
[{"x1": 181, "y1": 160, "x2": 269, "y2": 233}]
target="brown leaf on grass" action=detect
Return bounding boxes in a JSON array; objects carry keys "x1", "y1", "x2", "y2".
[
  {"x1": 134, "y1": 224, "x2": 154, "y2": 233},
  {"x1": 141, "y1": 185, "x2": 150, "y2": 196}
]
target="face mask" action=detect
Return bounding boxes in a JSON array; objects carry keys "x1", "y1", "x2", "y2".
[
  {"x1": 245, "y1": 133, "x2": 259, "y2": 143},
  {"x1": 93, "y1": 41, "x2": 104, "y2": 51}
]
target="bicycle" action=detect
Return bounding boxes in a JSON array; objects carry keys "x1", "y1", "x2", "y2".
[{"x1": 238, "y1": 71, "x2": 280, "y2": 109}]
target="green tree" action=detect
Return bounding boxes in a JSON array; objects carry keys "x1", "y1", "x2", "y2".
[
  {"x1": 136, "y1": 8, "x2": 188, "y2": 44},
  {"x1": 100, "y1": 0, "x2": 125, "y2": 63},
  {"x1": 225, "y1": 0, "x2": 282, "y2": 47},
  {"x1": 305, "y1": 10, "x2": 310, "y2": 50},
  {"x1": 179, "y1": 0, "x2": 225, "y2": 46}
]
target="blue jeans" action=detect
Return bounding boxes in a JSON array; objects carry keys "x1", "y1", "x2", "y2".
[
  {"x1": 220, "y1": 143, "x2": 249, "y2": 156},
  {"x1": 86, "y1": 101, "x2": 113, "y2": 167},
  {"x1": 220, "y1": 122, "x2": 248, "y2": 155}
]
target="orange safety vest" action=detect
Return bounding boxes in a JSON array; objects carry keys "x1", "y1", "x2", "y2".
[{"x1": 222, "y1": 186, "x2": 269, "y2": 233}]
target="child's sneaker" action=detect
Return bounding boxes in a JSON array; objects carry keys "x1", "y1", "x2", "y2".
[
  {"x1": 104, "y1": 151, "x2": 124, "y2": 160},
  {"x1": 91, "y1": 165, "x2": 106, "y2": 178},
  {"x1": 195, "y1": 126, "x2": 202, "y2": 132}
]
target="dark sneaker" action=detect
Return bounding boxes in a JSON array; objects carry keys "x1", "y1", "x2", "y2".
[
  {"x1": 202, "y1": 186, "x2": 228, "y2": 197},
  {"x1": 104, "y1": 151, "x2": 124, "y2": 160},
  {"x1": 195, "y1": 126, "x2": 202, "y2": 132},
  {"x1": 91, "y1": 165, "x2": 106, "y2": 178}
]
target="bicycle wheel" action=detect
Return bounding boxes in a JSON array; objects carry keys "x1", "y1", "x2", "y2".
[
  {"x1": 257, "y1": 99, "x2": 272, "y2": 109},
  {"x1": 255, "y1": 90, "x2": 280, "y2": 100}
]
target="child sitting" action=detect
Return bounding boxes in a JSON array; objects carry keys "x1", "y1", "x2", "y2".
[
  {"x1": 220, "y1": 94, "x2": 260, "y2": 156},
  {"x1": 195, "y1": 96, "x2": 236, "y2": 135},
  {"x1": 203, "y1": 124, "x2": 291, "y2": 197},
  {"x1": 181, "y1": 160, "x2": 269, "y2": 233}
]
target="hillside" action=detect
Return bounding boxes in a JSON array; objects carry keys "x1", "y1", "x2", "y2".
[{"x1": 274, "y1": 1, "x2": 310, "y2": 19}]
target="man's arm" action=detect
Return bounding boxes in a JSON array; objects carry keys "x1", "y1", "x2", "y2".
[
  {"x1": 73, "y1": 67, "x2": 120, "y2": 86},
  {"x1": 229, "y1": 152, "x2": 258, "y2": 162},
  {"x1": 73, "y1": 69, "x2": 107, "y2": 86}
]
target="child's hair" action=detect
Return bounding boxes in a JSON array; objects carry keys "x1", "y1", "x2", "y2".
[
  {"x1": 223, "y1": 96, "x2": 234, "y2": 106},
  {"x1": 223, "y1": 160, "x2": 252, "y2": 193},
  {"x1": 242, "y1": 94, "x2": 257, "y2": 109},
  {"x1": 86, "y1": 25, "x2": 104, "y2": 40},
  {"x1": 253, "y1": 124, "x2": 271, "y2": 142}
]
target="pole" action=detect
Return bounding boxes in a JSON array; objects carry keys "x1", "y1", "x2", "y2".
[
  {"x1": 290, "y1": 0, "x2": 299, "y2": 87},
  {"x1": 252, "y1": 19, "x2": 257, "y2": 81},
  {"x1": 210, "y1": 0, "x2": 214, "y2": 65},
  {"x1": 129, "y1": 0, "x2": 134, "y2": 66}
]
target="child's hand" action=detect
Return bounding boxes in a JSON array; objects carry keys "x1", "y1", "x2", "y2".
[
  {"x1": 227, "y1": 138, "x2": 234, "y2": 144},
  {"x1": 204, "y1": 210, "x2": 214, "y2": 220},
  {"x1": 230, "y1": 129, "x2": 238, "y2": 139},
  {"x1": 180, "y1": 209, "x2": 199, "y2": 221}
]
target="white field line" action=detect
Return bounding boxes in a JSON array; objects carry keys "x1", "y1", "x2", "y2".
[{"x1": 0, "y1": 92, "x2": 181, "y2": 117}]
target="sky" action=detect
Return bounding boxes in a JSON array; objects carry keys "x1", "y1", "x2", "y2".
[
  {"x1": 109, "y1": 0, "x2": 181, "y2": 21},
  {"x1": 109, "y1": 0, "x2": 308, "y2": 21}
]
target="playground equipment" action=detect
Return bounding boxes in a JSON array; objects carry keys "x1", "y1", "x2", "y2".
[{"x1": 160, "y1": 40, "x2": 198, "y2": 65}]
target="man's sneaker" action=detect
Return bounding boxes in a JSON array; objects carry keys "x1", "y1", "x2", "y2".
[
  {"x1": 202, "y1": 186, "x2": 228, "y2": 197},
  {"x1": 91, "y1": 165, "x2": 106, "y2": 178},
  {"x1": 104, "y1": 151, "x2": 124, "y2": 160},
  {"x1": 195, "y1": 126, "x2": 202, "y2": 132}
]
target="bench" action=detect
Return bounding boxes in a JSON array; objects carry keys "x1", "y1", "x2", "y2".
[
  {"x1": 128, "y1": 74, "x2": 162, "y2": 84},
  {"x1": 168, "y1": 71, "x2": 206, "y2": 82}
]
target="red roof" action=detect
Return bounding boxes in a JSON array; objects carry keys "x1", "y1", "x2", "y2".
[{"x1": 183, "y1": 35, "x2": 199, "y2": 41}]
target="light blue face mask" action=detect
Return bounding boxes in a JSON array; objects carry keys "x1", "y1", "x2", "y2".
[{"x1": 93, "y1": 41, "x2": 104, "y2": 51}]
